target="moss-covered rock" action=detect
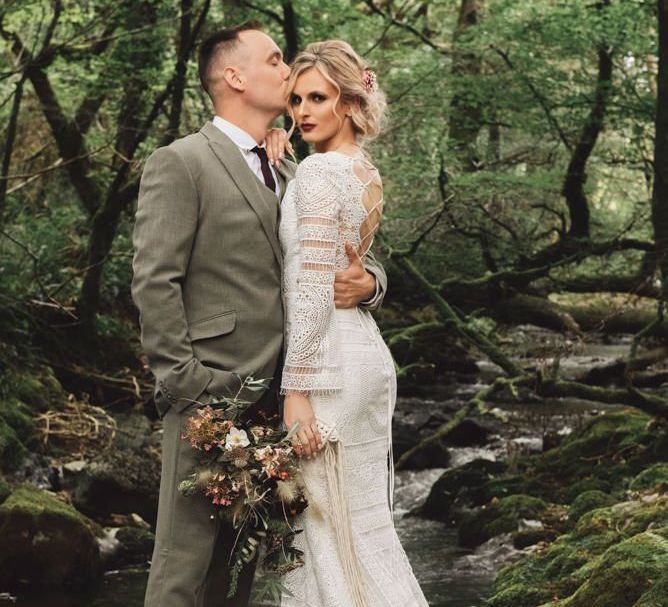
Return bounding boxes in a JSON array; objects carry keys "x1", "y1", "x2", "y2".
[
  {"x1": 572, "y1": 495, "x2": 668, "y2": 547},
  {"x1": 0, "y1": 475, "x2": 10, "y2": 505},
  {"x1": 459, "y1": 494, "x2": 564, "y2": 548},
  {"x1": 486, "y1": 584, "x2": 555, "y2": 607},
  {"x1": 485, "y1": 493, "x2": 668, "y2": 607},
  {"x1": 0, "y1": 484, "x2": 103, "y2": 590},
  {"x1": 513, "y1": 527, "x2": 559, "y2": 549},
  {"x1": 0, "y1": 359, "x2": 66, "y2": 473},
  {"x1": 0, "y1": 397, "x2": 40, "y2": 473},
  {"x1": 563, "y1": 478, "x2": 613, "y2": 503},
  {"x1": 629, "y1": 463, "x2": 668, "y2": 493},
  {"x1": 0, "y1": 398, "x2": 34, "y2": 440},
  {"x1": 471, "y1": 474, "x2": 529, "y2": 506},
  {"x1": 4, "y1": 364, "x2": 65, "y2": 411},
  {"x1": 632, "y1": 567, "x2": 668, "y2": 607},
  {"x1": 0, "y1": 415, "x2": 28, "y2": 472},
  {"x1": 473, "y1": 407, "x2": 668, "y2": 607},
  {"x1": 522, "y1": 410, "x2": 659, "y2": 504},
  {"x1": 538, "y1": 530, "x2": 668, "y2": 607},
  {"x1": 452, "y1": 410, "x2": 660, "y2": 523},
  {"x1": 111, "y1": 526, "x2": 155, "y2": 566},
  {"x1": 568, "y1": 490, "x2": 616, "y2": 523}
]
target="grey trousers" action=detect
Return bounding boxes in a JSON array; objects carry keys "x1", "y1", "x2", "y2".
[{"x1": 144, "y1": 403, "x2": 259, "y2": 607}]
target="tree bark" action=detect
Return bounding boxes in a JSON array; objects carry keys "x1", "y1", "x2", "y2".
[
  {"x1": 164, "y1": 0, "x2": 194, "y2": 145},
  {"x1": 0, "y1": 74, "x2": 25, "y2": 221},
  {"x1": 448, "y1": 0, "x2": 485, "y2": 171},
  {"x1": 652, "y1": 0, "x2": 668, "y2": 303},
  {"x1": 561, "y1": 0, "x2": 612, "y2": 238}
]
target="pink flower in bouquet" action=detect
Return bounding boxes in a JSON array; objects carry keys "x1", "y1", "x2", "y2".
[
  {"x1": 183, "y1": 407, "x2": 235, "y2": 451},
  {"x1": 254, "y1": 446, "x2": 275, "y2": 461}
]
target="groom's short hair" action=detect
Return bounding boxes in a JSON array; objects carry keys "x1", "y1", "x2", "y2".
[{"x1": 198, "y1": 21, "x2": 264, "y2": 97}]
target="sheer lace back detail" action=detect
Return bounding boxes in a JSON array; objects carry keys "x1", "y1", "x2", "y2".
[{"x1": 352, "y1": 155, "x2": 384, "y2": 258}]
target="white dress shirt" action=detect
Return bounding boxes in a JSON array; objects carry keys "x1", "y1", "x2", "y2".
[{"x1": 212, "y1": 116, "x2": 280, "y2": 197}]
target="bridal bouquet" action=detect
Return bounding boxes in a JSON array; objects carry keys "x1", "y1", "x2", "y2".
[{"x1": 177, "y1": 376, "x2": 308, "y2": 600}]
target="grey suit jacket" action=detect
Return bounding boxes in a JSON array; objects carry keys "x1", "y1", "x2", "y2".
[{"x1": 131, "y1": 122, "x2": 387, "y2": 418}]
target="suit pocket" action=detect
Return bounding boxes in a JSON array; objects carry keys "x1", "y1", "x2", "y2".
[{"x1": 188, "y1": 310, "x2": 237, "y2": 341}]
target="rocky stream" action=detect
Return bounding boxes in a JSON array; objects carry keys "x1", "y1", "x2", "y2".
[{"x1": 1, "y1": 325, "x2": 666, "y2": 607}]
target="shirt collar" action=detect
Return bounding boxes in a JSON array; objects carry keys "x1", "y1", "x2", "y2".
[{"x1": 212, "y1": 116, "x2": 265, "y2": 152}]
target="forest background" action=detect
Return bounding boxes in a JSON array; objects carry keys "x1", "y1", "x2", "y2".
[{"x1": 1, "y1": 1, "x2": 668, "y2": 606}]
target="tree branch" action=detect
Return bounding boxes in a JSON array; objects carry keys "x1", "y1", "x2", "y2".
[{"x1": 363, "y1": 0, "x2": 449, "y2": 54}]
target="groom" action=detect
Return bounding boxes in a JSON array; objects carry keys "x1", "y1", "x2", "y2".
[{"x1": 131, "y1": 21, "x2": 387, "y2": 607}]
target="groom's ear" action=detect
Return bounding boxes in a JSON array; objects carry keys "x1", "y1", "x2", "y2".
[{"x1": 223, "y1": 66, "x2": 245, "y2": 92}]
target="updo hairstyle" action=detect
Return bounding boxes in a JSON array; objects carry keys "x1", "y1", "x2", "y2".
[{"x1": 286, "y1": 40, "x2": 387, "y2": 141}]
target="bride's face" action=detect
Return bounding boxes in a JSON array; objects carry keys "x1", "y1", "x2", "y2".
[{"x1": 289, "y1": 67, "x2": 350, "y2": 146}]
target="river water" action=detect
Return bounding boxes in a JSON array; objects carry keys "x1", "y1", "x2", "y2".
[{"x1": 3, "y1": 328, "x2": 633, "y2": 607}]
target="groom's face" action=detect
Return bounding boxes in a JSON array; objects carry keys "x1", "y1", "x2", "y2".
[{"x1": 236, "y1": 30, "x2": 290, "y2": 115}]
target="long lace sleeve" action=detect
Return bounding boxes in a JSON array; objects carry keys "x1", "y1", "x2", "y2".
[{"x1": 281, "y1": 155, "x2": 342, "y2": 395}]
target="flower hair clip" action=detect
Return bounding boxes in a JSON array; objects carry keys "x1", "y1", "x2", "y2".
[{"x1": 363, "y1": 69, "x2": 377, "y2": 93}]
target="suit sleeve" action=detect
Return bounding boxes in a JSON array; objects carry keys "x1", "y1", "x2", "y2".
[
  {"x1": 359, "y1": 248, "x2": 387, "y2": 311},
  {"x1": 131, "y1": 146, "x2": 213, "y2": 415}
]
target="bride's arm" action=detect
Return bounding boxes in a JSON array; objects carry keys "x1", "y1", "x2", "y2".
[
  {"x1": 281, "y1": 154, "x2": 342, "y2": 395},
  {"x1": 281, "y1": 155, "x2": 341, "y2": 456}
]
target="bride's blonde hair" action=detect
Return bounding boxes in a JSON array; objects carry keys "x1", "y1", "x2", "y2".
[{"x1": 286, "y1": 40, "x2": 387, "y2": 143}]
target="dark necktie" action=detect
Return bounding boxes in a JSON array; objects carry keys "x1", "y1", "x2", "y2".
[{"x1": 251, "y1": 146, "x2": 277, "y2": 194}]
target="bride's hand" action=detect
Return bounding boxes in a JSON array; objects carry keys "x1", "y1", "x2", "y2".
[
  {"x1": 266, "y1": 128, "x2": 294, "y2": 167},
  {"x1": 283, "y1": 392, "x2": 322, "y2": 458}
]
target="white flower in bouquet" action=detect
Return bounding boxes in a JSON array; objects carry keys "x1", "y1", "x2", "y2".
[{"x1": 225, "y1": 427, "x2": 250, "y2": 450}]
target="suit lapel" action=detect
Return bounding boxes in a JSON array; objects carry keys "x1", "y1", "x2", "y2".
[
  {"x1": 201, "y1": 122, "x2": 283, "y2": 269},
  {"x1": 274, "y1": 161, "x2": 293, "y2": 203},
  {"x1": 275, "y1": 168, "x2": 286, "y2": 201}
]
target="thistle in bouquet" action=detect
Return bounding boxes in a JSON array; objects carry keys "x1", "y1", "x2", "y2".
[{"x1": 177, "y1": 375, "x2": 308, "y2": 600}]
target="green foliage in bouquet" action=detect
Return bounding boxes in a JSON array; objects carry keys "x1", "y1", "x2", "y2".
[{"x1": 177, "y1": 376, "x2": 308, "y2": 599}]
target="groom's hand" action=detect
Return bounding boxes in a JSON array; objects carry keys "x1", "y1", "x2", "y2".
[{"x1": 334, "y1": 242, "x2": 376, "y2": 308}]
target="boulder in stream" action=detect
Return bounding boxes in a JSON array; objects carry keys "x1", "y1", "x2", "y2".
[
  {"x1": 70, "y1": 411, "x2": 161, "y2": 525},
  {"x1": 458, "y1": 494, "x2": 566, "y2": 549},
  {"x1": 106, "y1": 525, "x2": 156, "y2": 567},
  {"x1": 0, "y1": 484, "x2": 103, "y2": 590},
  {"x1": 416, "y1": 458, "x2": 506, "y2": 523},
  {"x1": 72, "y1": 445, "x2": 160, "y2": 525}
]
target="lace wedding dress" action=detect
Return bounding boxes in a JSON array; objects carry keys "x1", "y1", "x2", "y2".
[{"x1": 278, "y1": 151, "x2": 429, "y2": 607}]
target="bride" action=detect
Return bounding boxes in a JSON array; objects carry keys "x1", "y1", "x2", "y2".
[{"x1": 277, "y1": 40, "x2": 429, "y2": 607}]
